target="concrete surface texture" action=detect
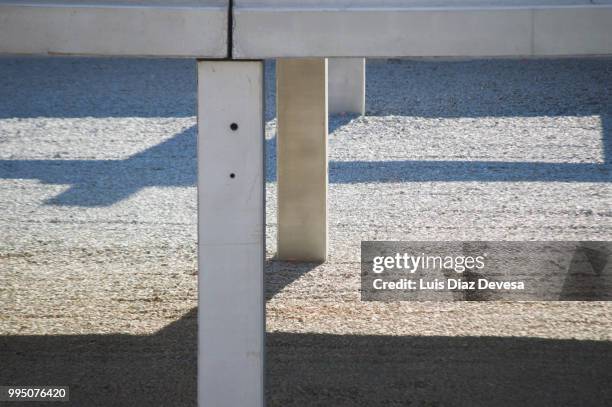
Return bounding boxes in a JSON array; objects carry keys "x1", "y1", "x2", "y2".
[
  {"x1": 0, "y1": 57, "x2": 611, "y2": 406},
  {"x1": 277, "y1": 58, "x2": 328, "y2": 261},
  {"x1": 328, "y1": 58, "x2": 365, "y2": 114},
  {"x1": 197, "y1": 61, "x2": 265, "y2": 407},
  {"x1": 0, "y1": 0, "x2": 229, "y2": 57},
  {"x1": 232, "y1": 1, "x2": 612, "y2": 58}
]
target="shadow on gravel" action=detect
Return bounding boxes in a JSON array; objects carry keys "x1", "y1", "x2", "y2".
[
  {"x1": 2, "y1": 308, "x2": 611, "y2": 407},
  {"x1": 266, "y1": 260, "x2": 321, "y2": 301},
  {"x1": 0, "y1": 126, "x2": 197, "y2": 207},
  {"x1": 327, "y1": 159, "x2": 612, "y2": 183},
  {"x1": 0, "y1": 58, "x2": 197, "y2": 119},
  {"x1": 0, "y1": 125, "x2": 609, "y2": 207},
  {"x1": 0, "y1": 58, "x2": 611, "y2": 205}
]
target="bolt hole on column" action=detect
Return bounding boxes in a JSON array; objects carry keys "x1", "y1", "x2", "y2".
[
  {"x1": 230, "y1": 123, "x2": 239, "y2": 131},
  {"x1": 230, "y1": 173, "x2": 236, "y2": 178}
]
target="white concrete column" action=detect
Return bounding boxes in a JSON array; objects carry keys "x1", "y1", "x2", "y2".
[
  {"x1": 197, "y1": 60, "x2": 265, "y2": 407},
  {"x1": 276, "y1": 58, "x2": 328, "y2": 262},
  {"x1": 328, "y1": 58, "x2": 365, "y2": 115}
]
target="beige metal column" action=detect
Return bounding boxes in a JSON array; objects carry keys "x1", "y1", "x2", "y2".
[{"x1": 276, "y1": 58, "x2": 328, "y2": 262}]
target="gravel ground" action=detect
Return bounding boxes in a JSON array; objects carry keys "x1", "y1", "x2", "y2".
[{"x1": 0, "y1": 57, "x2": 611, "y2": 406}]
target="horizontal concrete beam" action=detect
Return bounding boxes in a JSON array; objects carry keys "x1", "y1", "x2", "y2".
[
  {"x1": 0, "y1": 0, "x2": 228, "y2": 57},
  {"x1": 2, "y1": 0, "x2": 610, "y2": 59},
  {"x1": 233, "y1": 2, "x2": 612, "y2": 58}
]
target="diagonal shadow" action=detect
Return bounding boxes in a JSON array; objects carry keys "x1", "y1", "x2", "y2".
[
  {"x1": 265, "y1": 260, "x2": 321, "y2": 301},
  {"x1": 560, "y1": 242, "x2": 612, "y2": 300},
  {"x1": 0, "y1": 126, "x2": 197, "y2": 207},
  {"x1": 2, "y1": 308, "x2": 611, "y2": 407}
]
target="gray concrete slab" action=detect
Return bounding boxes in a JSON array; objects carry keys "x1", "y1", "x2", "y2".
[
  {"x1": 0, "y1": 0, "x2": 228, "y2": 57},
  {"x1": 233, "y1": 1, "x2": 612, "y2": 58}
]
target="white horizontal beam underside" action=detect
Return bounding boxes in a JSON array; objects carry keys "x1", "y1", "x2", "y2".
[
  {"x1": 233, "y1": 5, "x2": 612, "y2": 58},
  {"x1": 0, "y1": 3, "x2": 227, "y2": 57}
]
